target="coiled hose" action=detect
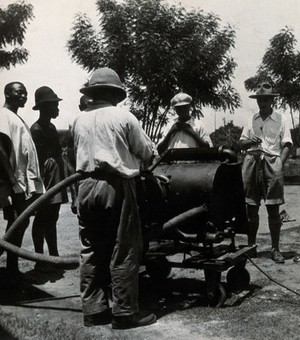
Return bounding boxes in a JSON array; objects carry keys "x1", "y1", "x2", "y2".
[{"x1": 0, "y1": 171, "x2": 90, "y2": 266}]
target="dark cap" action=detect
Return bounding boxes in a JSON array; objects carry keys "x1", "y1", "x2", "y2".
[{"x1": 33, "y1": 86, "x2": 62, "y2": 110}]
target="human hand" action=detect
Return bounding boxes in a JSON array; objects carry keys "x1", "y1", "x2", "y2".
[
  {"x1": 12, "y1": 182, "x2": 23, "y2": 194},
  {"x1": 71, "y1": 204, "x2": 77, "y2": 215},
  {"x1": 180, "y1": 123, "x2": 194, "y2": 133},
  {"x1": 44, "y1": 157, "x2": 56, "y2": 171},
  {"x1": 251, "y1": 136, "x2": 262, "y2": 146},
  {"x1": 169, "y1": 123, "x2": 180, "y2": 134}
]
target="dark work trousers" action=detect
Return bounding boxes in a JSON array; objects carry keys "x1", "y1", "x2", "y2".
[
  {"x1": 77, "y1": 176, "x2": 143, "y2": 317},
  {"x1": 3, "y1": 193, "x2": 35, "y2": 273}
]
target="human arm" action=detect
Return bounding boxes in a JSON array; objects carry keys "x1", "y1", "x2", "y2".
[
  {"x1": 30, "y1": 127, "x2": 46, "y2": 164},
  {"x1": 280, "y1": 116, "x2": 293, "y2": 165},
  {"x1": 239, "y1": 119, "x2": 262, "y2": 150},
  {"x1": 239, "y1": 136, "x2": 262, "y2": 150},
  {"x1": 180, "y1": 123, "x2": 210, "y2": 148},
  {"x1": 127, "y1": 115, "x2": 154, "y2": 163},
  {"x1": 157, "y1": 123, "x2": 179, "y2": 155},
  {"x1": 0, "y1": 134, "x2": 22, "y2": 193},
  {"x1": 281, "y1": 142, "x2": 292, "y2": 166}
]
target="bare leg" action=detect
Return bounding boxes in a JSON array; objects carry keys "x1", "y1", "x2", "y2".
[
  {"x1": 44, "y1": 204, "x2": 60, "y2": 256},
  {"x1": 266, "y1": 204, "x2": 281, "y2": 250},
  {"x1": 246, "y1": 204, "x2": 260, "y2": 246},
  {"x1": 32, "y1": 211, "x2": 45, "y2": 254}
]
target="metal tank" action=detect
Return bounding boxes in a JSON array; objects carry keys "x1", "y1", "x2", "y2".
[{"x1": 137, "y1": 147, "x2": 248, "y2": 237}]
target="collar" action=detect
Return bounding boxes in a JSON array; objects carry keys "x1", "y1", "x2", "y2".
[
  {"x1": 254, "y1": 110, "x2": 278, "y2": 122},
  {"x1": 86, "y1": 100, "x2": 114, "y2": 111},
  {"x1": 175, "y1": 116, "x2": 194, "y2": 124}
]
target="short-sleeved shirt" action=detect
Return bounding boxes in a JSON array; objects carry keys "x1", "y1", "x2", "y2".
[
  {"x1": 161, "y1": 117, "x2": 212, "y2": 149},
  {"x1": 0, "y1": 107, "x2": 45, "y2": 206},
  {"x1": 239, "y1": 111, "x2": 292, "y2": 205},
  {"x1": 72, "y1": 101, "x2": 154, "y2": 178},
  {"x1": 239, "y1": 111, "x2": 292, "y2": 157}
]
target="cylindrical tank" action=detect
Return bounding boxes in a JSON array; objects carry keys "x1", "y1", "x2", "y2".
[{"x1": 137, "y1": 148, "x2": 248, "y2": 235}]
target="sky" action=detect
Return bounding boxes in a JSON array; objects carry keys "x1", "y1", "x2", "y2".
[{"x1": 1, "y1": 0, "x2": 300, "y2": 133}]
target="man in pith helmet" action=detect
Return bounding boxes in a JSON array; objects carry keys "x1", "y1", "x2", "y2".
[{"x1": 72, "y1": 67, "x2": 156, "y2": 329}]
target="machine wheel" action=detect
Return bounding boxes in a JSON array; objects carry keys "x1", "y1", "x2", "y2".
[
  {"x1": 226, "y1": 266, "x2": 250, "y2": 292},
  {"x1": 145, "y1": 257, "x2": 171, "y2": 281},
  {"x1": 207, "y1": 283, "x2": 227, "y2": 308}
]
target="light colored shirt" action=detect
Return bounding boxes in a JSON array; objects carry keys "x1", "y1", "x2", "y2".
[
  {"x1": 240, "y1": 111, "x2": 292, "y2": 157},
  {"x1": 0, "y1": 107, "x2": 45, "y2": 203},
  {"x1": 72, "y1": 101, "x2": 153, "y2": 178},
  {"x1": 162, "y1": 117, "x2": 212, "y2": 149}
]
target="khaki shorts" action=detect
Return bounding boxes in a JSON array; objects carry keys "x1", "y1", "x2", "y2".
[{"x1": 242, "y1": 154, "x2": 284, "y2": 206}]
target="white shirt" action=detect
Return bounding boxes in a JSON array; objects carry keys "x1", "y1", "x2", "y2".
[
  {"x1": 240, "y1": 111, "x2": 292, "y2": 157},
  {"x1": 0, "y1": 107, "x2": 45, "y2": 202},
  {"x1": 72, "y1": 102, "x2": 154, "y2": 178},
  {"x1": 161, "y1": 116, "x2": 212, "y2": 149}
]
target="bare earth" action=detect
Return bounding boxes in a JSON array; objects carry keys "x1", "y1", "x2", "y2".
[{"x1": 1, "y1": 185, "x2": 300, "y2": 340}]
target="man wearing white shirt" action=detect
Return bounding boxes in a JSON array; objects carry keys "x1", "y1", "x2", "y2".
[
  {"x1": 0, "y1": 82, "x2": 44, "y2": 276},
  {"x1": 72, "y1": 67, "x2": 156, "y2": 329},
  {"x1": 239, "y1": 82, "x2": 292, "y2": 264},
  {"x1": 157, "y1": 92, "x2": 211, "y2": 155}
]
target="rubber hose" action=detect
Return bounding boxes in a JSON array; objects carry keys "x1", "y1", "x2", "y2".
[
  {"x1": 0, "y1": 171, "x2": 89, "y2": 265},
  {"x1": 0, "y1": 238, "x2": 78, "y2": 265}
]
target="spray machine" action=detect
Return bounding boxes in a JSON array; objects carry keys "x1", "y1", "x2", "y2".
[{"x1": 136, "y1": 147, "x2": 256, "y2": 307}]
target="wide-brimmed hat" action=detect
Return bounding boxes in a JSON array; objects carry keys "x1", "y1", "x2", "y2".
[
  {"x1": 171, "y1": 92, "x2": 192, "y2": 107},
  {"x1": 33, "y1": 86, "x2": 62, "y2": 110},
  {"x1": 249, "y1": 82, "x2": 279, "y2": 99},
  {"x1": 80, "y1": 67, "x2": 126, "y2": 103}
]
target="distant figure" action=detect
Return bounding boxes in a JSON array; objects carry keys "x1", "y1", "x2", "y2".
[
  {"x1": 239, "y1": 82, "x2": 292, "y2": 263},
  {"x1": 0, "y1": 82, "x2": 44, "y2": 277},
  {"x1": 72, "y1": 67, "x2": 156, "y2": 328},
  {"x1": 78, "y1": 95, "x2": 92, "y2": 112},
  {"x1": 30, "y1": 86, "x2": 68, "y2": 271},
  {"x1": 157, "y1": 92, "x2": 211, "y2": 155}
]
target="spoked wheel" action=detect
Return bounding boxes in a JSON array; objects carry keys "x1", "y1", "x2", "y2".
[
  {"x1": 207, "y1": 283, "x2": 227, "y2": 308},
  {"x1": 145, "y1": 257, "x2": 171, "y2": 281},
  {"x1": 226, "y1": 266, "x2": 250, "y2": 292}
]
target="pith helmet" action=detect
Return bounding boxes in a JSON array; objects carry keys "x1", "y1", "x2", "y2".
[
  {"x1": 33, "y1": 86, "x2": 62, "y2": 110},
  {"x1": 249, "y1": 82, "x2": 279, "y2": 99},
  {"x1": 80, "y1": 67, "x2": 126, "y2": 103},
  {"x1": 171, "y1": 93, "x2": 192, "y2": 107}
]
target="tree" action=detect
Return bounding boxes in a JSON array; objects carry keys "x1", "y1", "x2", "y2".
[
  {"x1": 68, "y1": 0, "x2": 240, "y2": 142},
  {"x1": 245, "y1": 27, "x2": 300, "y2": 131},
  {"x1": 210, "y1": 120, "x2": 242, "y2": 152},
  {"x1": 0, "y1": 1, "x2": 34, "y2": 70}
]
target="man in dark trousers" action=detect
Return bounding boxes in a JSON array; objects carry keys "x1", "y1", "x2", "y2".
[
  {"x1": 239, "y1": 82, "x2": 292, "y2": 263},
  {"x1": 30, "y1": 86, "x2": 68, "y2": 271},
  {"x1": 0, "y1": 82, "x2": 44, "y2": 277},
  {"x1": 72, "y1": 67, "x2": 156, "y2": 329}
]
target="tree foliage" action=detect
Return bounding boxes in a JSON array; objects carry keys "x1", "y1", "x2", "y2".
[
  {"x1": 210, "y1": 120, "x2": 242, "y2": 151},
  {"x1": 68, "y1": 0, "x2": 240, "y2": 142},
  {"x1": 245, "y1": 27, "x2": 300, "y2": 130},
  {"x1": 0, "y1": 1, "x2": 34, "y2": 69}
]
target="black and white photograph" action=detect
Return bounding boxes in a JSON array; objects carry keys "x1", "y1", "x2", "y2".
[{"x1": 1, "y1": 0, "x2": 300, "y2": 339}]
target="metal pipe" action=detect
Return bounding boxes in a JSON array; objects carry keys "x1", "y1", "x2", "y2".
[{"x1": 163, "y1": 205, "x2": 208, "y2": 232}]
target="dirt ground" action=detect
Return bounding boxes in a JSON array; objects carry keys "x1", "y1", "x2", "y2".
[{"x1": 1, "y1": 185, "x2": 300, "y2": 340}]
